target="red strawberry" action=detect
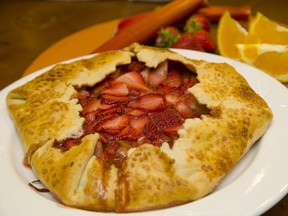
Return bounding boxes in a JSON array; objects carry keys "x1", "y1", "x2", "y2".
[
  {"x1": 147, "y1": 60, "x2": 168, "y2": 88},
  {"x1": 78, "y1": 90, "x2": 90, "y2": 100},
  {"x1": 172, "y1": 33, "x2": 204, "y2": 51},
  {"x1": 128, "y1": 94, "x2": 164, "y2": 112},
  {"x1": 127, "y1": 60, "x2": 147, "y2": 72},
  {"x1": 149, "y1": 108, "x2": 182, "y2": 130},
  {"x1": 97, "y1": 106, "x2": 123, "y2": 118},
  {"x1": 98, "y1": 103, "x2": 113, "y2": 110},
  {"x1": 126, "y1": 108, "x2": 146, "y2": 117},
  {"x1": 155, "y1": 26, "x2": 181, "y2": 48},
  {"x1": 184, "y1": 14, "x2": 211, "y2": 33},
  {"x1": 101, "y1": 115, "x2": 129, "y2": 132},
  {"x1": 165, "y1": 94, "x2": 179, "y2": 106},
  {"x1": 116, "y1": 125, "x2": 133, "y2": 139},
  {"x1": 162, "y1": 124, "x2": 182, "y2": 137},
  {"x1": 130, "y1": 116, "x2": 149, "y2": 135},
  {"x1": 140, "y1": 68, "x2": 150, "y2": 83},
  {"x1": 60, "y1": 138, "x2": 80, "y2": 152},
  {"x1": 192, "y1": 30, "x2": 216, "y2": 52},
  {"x1": 102, "y1": 82, "x2": 129, "y2": 96},
  {"x1": 182, "y1": 75, "x2": 199, "y2": 89},
  {"x1": 82, "y1": 98, "x2": 100, "y2": 114},
  {"x1": 142, "y1": 121, "x2": 163, "y2": 145},
  {"x1": 162, "y1": 70, "x2": 182, "y2": 88},
  {"x1": 84, "y1": 111, "x2": 98, "y2": 122},
  {"x1": 101, "y1": 94, "x2": 130, "y2": 106},
  {"x1": 116, "y1": 71, "x2": 149, "y2": 91},
  {"x1": 175, "y1": 100, "x2": 195, "y2": 118}
]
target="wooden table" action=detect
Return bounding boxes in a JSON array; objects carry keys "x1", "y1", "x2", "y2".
[{"x1": 0, "y1": 0, "x2": 287, "y2": 215}]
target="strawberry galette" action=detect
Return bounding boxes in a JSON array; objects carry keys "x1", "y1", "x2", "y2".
[{"x1": 6, "y1": 43, "x2": 272, "y2": 212}]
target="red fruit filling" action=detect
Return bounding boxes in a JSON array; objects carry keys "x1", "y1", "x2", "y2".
[{"x1": 53, "y1": 59, "x2": 210, "y2": 168}]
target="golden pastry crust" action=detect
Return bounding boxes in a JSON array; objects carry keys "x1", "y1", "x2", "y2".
[{"x1": 6, "y1": 43, "x2": 272, "y2": 212}]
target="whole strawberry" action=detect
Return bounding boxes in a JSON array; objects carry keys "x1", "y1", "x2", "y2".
[
  {"x1": 155, "y1": 26, "x2": 181, "y2": 48},
  {"x1": 192, "y1": 29, "x2": 216, "y2": 52},
  {"x1": 184, "y1": 14, "x2": 211, "y2": 33},
  {"x1": 172, "y1": 33, "x2": 204, "y2": 51}
]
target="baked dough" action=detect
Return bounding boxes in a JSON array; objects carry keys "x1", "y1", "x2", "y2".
[{"x1": 6, "y1": 43, "x2": 272, "y2": 212}]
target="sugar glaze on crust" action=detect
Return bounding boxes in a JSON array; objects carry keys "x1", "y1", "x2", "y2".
[{"x1": 6, "y1": 43, "x2": 272, "y2": 212}]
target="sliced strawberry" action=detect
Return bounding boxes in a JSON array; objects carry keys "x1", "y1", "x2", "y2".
[
  {"x1": 175, "y1": 100, "x2": 195, "y2": 118},
  {"x1": 162, "y1": 124, "x2": 182, "y2": 137},
  {"x1": 165, "y1": 94, "x2": 179, "y2": 106},
  {"x1": 98, "y1": 103, "x2": 113, "y2": 110},
  {"x1": 130, "y1": 116, "x2": 149, "y2": 135},
  {"x1": 92, "y1": 113, "x2": 118, "y2": 131},
  {"x1": 59, "y1": 138, "x2": 81, "y2": 152},
  {"x1": 101, "y1": 94, "x2": 130, "y2": 106},
  {"x1": 115, "y1": 71, "x2": 150, "y2": 91},
  {"x1": 142, "y1": 121, "x2": 163, "y2": 144},
  {"x1": 117, "y1": 125, "x2": 133, "y2": 139},
  {"x1": 98, "y1": 106, "x2": 123, "y2": 116},
  {"x1": 102, "y1": 82, "x2": 129, "y2": 96},
  {"x1": 158, "y1": 84, "x2": 179, "y2": 95},
  {"x1": 182, "y1": 76, "x2": 199, "y2": 89},
  {"x1": 78, "y1": 89, "x2": 90, "y2": 100},
  {"x1": 127, "y1": 60, "x2": 147, "y2": 72},
  {"x1": 126, "y1": 108, "x2": 146, "y2": 116},
  {"x1": 101, "y1": 115, "x2": 129, "y2": 133},
  {"x1": 84, "y1": 111, "x2": 98, "y2": 122},
  {"x1": 140, "y1": 68, "x2": 150, "y2": 83},
  {"x1": 128, "y1": 94, "x2": 164, "y2": 112},
  {"x1": 149, "y1": 107, "x2": 182, "y2": 130},
  {"x1": 82, "y1": 98, "x2": 100, "y2": 114},
  {"x1": 183, "y1": 92, "x2": 198, "y2": 108},
  {"x1": 91, "y1": 81, "x2": 110, "y2": 97},
  {"x1": 148, "y1": 60, "x2": 168, "y2": 88},
  {"x1": 163, "y1": 70, "x2": 182, "y2": 88}
]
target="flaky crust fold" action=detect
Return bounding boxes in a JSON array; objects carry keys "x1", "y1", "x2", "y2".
[{"x1": 6, "y1": 43, "x2": 272, "y2": 212}]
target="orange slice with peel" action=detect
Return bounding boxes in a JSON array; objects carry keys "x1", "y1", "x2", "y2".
[
  {"x1": 217, "y1": 12, "x2": 247, "y2": 59},
  {"x1": 236, "y1": 43, "x2": 288, "y2": 82},
  {"x1": 249, "y1": 12, "x2": 288, "y2": 45},
  {"x1": 217, "y1": 12, "x2": 258, "y2": 59}
]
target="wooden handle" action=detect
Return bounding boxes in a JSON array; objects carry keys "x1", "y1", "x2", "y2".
[{"x1": 93, "y1": 0, "x2": 204, "y2": 53}]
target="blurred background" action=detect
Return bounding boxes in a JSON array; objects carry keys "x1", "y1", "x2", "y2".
[{"x1": 1, "y1": 0, "x2": 288, "y2": 90}]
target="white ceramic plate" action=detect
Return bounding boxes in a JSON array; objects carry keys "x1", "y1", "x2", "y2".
[{"x1": 1, "y1": 50, "x2": 288, "y2": 216}]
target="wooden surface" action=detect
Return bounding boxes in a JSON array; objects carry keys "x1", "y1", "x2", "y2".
[{"x1": 0, "y1": 0, "x2": 287, "y2": 215}]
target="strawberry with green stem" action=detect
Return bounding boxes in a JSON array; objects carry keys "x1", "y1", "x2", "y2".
[
  {"x1": 184, "y1": 14, "x2": 211, "y2": 33},
  {"x1": 155, "y1": 26, "x2": 181, "y2": 48}
]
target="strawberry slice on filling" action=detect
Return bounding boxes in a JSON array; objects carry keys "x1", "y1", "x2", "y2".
[
  {"x1": 115, "y1": 71, "x2": 150, "y2": 91},
  {"x1": 100, "y1": 115, "x2": 129, "y2": 134},
  {"x1": 147, "y1": 61, "x2": 168, "y2": 88},
  {"x1": 102, "y1": 82, "x2": 129, "y2": 96},
  {"x1": 128, "y1": 94, "x2": 164, "y2": 111}
]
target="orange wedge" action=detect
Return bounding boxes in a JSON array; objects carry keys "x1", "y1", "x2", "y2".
[
  {"x1": 236, "y1": 44, "x2": 288, "y2": 82},
  {"x1": 217, "y1": 12, "x2": 247, "y2": 59},
  {"x1": 249, "y1": 12, "x2": 288, "y2": 45}
]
